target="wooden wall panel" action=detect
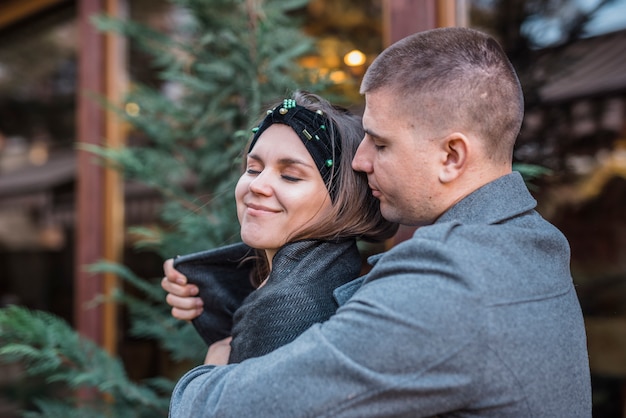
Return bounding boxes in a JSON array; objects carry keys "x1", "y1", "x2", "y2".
[{"x1": 75, "y1": 0, "x2": 105, "y2": 345}]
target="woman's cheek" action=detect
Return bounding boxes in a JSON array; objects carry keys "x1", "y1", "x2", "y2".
[{"x1": 234, "y1": 176, "x2": 248, "y2": 224}]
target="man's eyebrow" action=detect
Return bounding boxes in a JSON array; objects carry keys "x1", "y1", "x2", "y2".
[{"x1": 364, "y1": 128, "x2": 384, "y2": 140}]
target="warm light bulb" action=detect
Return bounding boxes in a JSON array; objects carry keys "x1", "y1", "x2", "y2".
[
  {"x1": 329, "y1": 70, "x2": 347, "y2": 84},
  {"x1": 343, "y1": 49, "x2": 366, "y2": 67},
  {"x1": 125, "y1": 102, "x2": 140, "y2": 116}
]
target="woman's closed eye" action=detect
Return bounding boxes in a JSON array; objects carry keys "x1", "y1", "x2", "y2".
[
  {"x1": 246, "y1": 167, "x2": 301, "y2": 182},
  {"x1": 281, "y1": 174, "x2": 302, "y2": 182}
]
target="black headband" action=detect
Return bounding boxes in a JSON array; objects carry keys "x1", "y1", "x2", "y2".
[{"x1": 248, "y1": 98, "x2": 341, "y2": 201}]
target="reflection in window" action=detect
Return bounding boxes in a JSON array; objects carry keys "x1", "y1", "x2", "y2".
[{"x1": 0, "y1": 7, "x2": 76, "y2": 174}]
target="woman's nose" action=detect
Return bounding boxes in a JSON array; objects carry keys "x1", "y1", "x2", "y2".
[{"x1": 248, "y1": 170, "x2": 273, "y2": 196}]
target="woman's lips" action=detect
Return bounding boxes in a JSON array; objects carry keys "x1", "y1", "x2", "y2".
[{"x1": 245, "y1": 202, "x2": 280, "y2": 215}]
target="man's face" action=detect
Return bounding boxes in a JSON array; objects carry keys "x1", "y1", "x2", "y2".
[{"x1": 352, "y1": 89, "x2": 441, "y2": 226}]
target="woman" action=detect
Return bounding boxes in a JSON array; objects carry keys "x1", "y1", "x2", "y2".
[{"x1": 162, "y1": 91, "x2": 397, "y2": 364}]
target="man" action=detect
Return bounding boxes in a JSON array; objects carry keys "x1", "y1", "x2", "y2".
[{"x1": 166, "y1": 27, "x2": 591, "y2": 417}]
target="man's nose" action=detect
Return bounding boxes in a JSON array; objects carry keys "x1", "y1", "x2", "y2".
[{"x1": 352, "y1": 137, "x2": 373, "y2": 173}]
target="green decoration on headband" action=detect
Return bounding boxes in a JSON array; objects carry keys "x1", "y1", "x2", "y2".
[{"x1": 248, "y1": 99, "x2": 341, "y2": 201}]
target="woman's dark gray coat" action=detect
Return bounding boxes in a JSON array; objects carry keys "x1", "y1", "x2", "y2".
[{"x1": 173, "y1": 239, "x2": 361, "y2": 363}]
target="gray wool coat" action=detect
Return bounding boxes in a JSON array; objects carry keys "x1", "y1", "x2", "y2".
[{"x1": 170, "y1": 172, "x2": 592, "y2": 418}]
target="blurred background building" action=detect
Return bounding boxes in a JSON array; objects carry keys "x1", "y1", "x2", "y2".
[{"x1": 0, "y1": 0, "x2": 625, "y2": 415}]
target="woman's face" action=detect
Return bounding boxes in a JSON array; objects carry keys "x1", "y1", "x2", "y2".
[{"x1": 235, "y1": 124, "x2": 333, "y2": 262}]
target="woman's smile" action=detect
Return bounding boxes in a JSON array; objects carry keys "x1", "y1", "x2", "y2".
[{"x1": 244, "y1": 202, "x2": 282, "y2": 215}]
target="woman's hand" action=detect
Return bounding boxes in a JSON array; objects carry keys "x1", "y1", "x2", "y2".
[
  {"x1": 205, "y1": 337, "x2": 232, "y2": 365},
  {"x1": 162, "y1": 258, "x2": 204, "y2": 321}
]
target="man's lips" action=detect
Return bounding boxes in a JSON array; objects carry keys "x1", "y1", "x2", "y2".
[{"x1": 369, "y1": 184, "x2": 382, "y2": 198}]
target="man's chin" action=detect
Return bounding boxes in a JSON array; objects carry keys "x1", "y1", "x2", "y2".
[{"x1": 380, "y1": 205, "x2": 401, "y2": 224}]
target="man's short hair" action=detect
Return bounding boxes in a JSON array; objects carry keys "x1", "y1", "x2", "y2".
[{"x1": 361, "y1": 27, "x2": 524, "y2": 162}]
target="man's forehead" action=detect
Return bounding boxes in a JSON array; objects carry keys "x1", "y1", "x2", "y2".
[
  {"x1": 361, "y1": 105, "x2": 379, "y2": 135},
  {"x1": 363, "y1": 92, "x2": 412, "y2": 133}
]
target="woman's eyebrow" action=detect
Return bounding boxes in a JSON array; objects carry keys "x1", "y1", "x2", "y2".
[
  {"x1": 277, "y1": 157, "x2": 314, "y2": 169},
  {"x1": 248, "y1": 153, "x2": 314, "y2": 169}
]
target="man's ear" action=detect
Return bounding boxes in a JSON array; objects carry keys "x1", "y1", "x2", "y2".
[{"x1": 438, "y1": 132, "x2": 469, "y2": 184}]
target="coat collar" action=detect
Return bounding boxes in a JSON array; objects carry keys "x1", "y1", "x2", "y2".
[
  {"x1": 363, "y1": 172, "x2": 537, "y2": 270},
  {"x1": 436, "y1": 171, "x2": 537, "y2": 226}
]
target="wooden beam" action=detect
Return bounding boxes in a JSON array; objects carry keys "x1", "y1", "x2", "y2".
[
  {"x1": 437, "y1": 0, "x2": 458, "y2": 28},
  {"x1": 103, "y1": 0, "x2": 127, "y2": 355},
  {"x1": 383, "y1": 0, "x2": 468, "y2": 47},
  {"x1": 75, "y1": 0, "x2": 105, "y2": 345},
  {"x1": 0, "y1": 0, "x2": 68, "y2": 30},
  {"x1": 383, "y1": 0, "x2": 437, "y2": 47}
]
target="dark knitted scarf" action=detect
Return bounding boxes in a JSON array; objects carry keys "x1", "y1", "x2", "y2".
[{"x1": 173, "y1": 239, "x2": 362, "y2": 363}]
